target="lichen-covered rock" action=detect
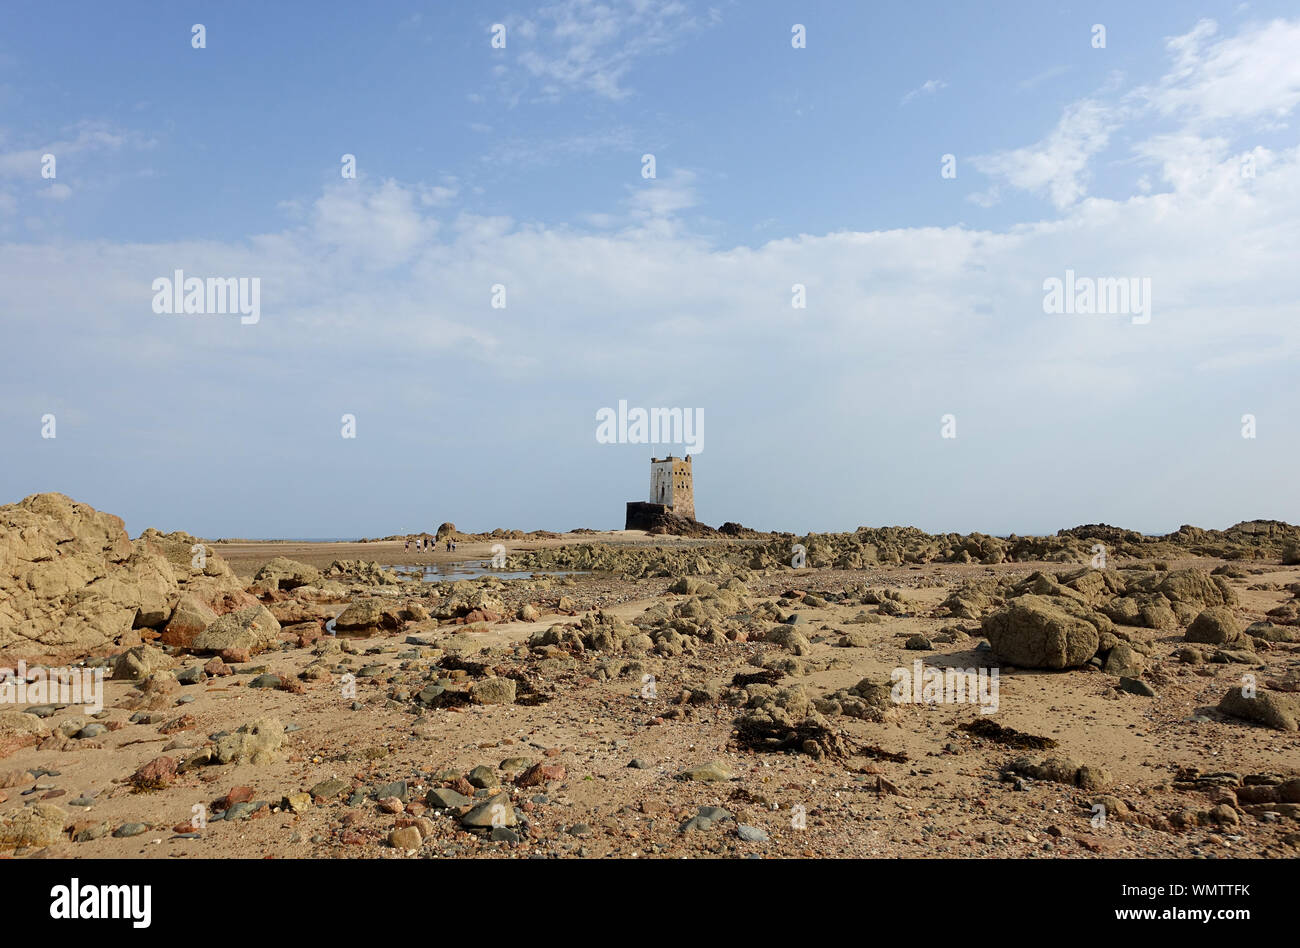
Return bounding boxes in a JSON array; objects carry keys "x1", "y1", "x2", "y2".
[
  {"x1": 214, "y1": 717, "x2": 285, "y2": 764},
  {"x1": 677, "y1": 760, "x2": 736, "y2": 782},
  {"x1": 470, "y1": 677, "x2": 516, "y2": 705},
  {"x1": 1102, "y1": 642, "x2": 1146, "y2": 678},
  {"x1": 767, "y1": 626, "x2": 812, "y2": 655},
  {"x1": 1186, "y1": 607, "x2": 1243, "y2": 645},
  {"x1": 1155, "y1": 569, "x2": 1237, "y2": 609},
  {"x1": 982, "y1": 595, "x2": 1105, "y2": 669},
  {"x1": 1218, "y1": 688, "x2": 1299, "y2": 732},
  {"x1": 1008, "y1": 755, "x2": 1111, "y2": 790},
  {"x1": 0, "y1": 802, "x2": 67, "y2": 850},
  {"x1": 815, "y1": 678, "x2": 896, "y2": 722},
  {"x1": 112, "y1": 644, "x2": 174, "y2": 681}
]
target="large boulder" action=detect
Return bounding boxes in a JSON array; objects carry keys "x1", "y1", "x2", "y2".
[
  {"x1": 1218, "y1": 688, "x2": 1299, "y2": 732},
  {"x1": 134, "y1": 528, "x2": 257, "y2": 615},
  {"x1": 190, "y1": 605, "x2": 281, "y2": 655},
  {"x1": 333, "y1": 599, "x2": 405, "y2": 633},
  {"x1": 160, "y1": 593, "x2": 220, "y2": 648},
  {"x1": 1185, "y1": 607, "x2": 1242, "y2": 645},
  {"x1": 1156, "y1": 569, "x2": 1237, "y2": 609},
  {"x1": 0, "y1": 493, "x2": 180, "y2": 659},
  {"x1": 253, "y1": 556, "x2": 323, "y2": 591},
  {"x1": 1101, "y1": 642, "x2": 1146, "y2": 678},
  {"x1": 982, "y1": 594, "x2": 1104, "y2": 669},
  {"x1": 112, "y1": 644, "x2": 174, "y2": 681}
]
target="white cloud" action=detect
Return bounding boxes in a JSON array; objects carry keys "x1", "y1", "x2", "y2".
[
  {"x1": 309, "y1": 178, "x2": 438, "y2": 266},
  {"x1": 972, "y1": 99, "x2": 1119, "y2": 208},
  {"x1": 0, "y1": 122, "x2": 126, "y2": 178},
  {"x1": 625, "y1": 169, "x2": 697, "y2": 221},
  {"x1": 505, "y1": 0, "x2": 711, "y2": 101},
  {"x1": 420, "y1": 184, "x2": 459, "y2": 207},
  {"x1": 1143, "y1": 17, "x2": 1300, "y2": 125},
  {"x1": 975, "y1": 18, "x2": 1300, "y2": 209},
  {"x1": 900, "y1": 78, "x2": 947, "y2": 105}
]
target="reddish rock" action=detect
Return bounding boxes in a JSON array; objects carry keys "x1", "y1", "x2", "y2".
[
  {"x1": 217, "y1": 786, "x2": 254, "y2": 810},
  {"x1": 293, "y1": 625, "x2": 324, "y2": 648},
  {"x1": 1075, "y1": 834, "x2": 1111, "y2": 853},
  {"x1": 219, "y1": 648, "x2": 250, "y2": 664},
  {"x1": 515, "y1": 762, "x2": 566, "y2": 787},
  {"x1": 278, "y1": 674, "x2": 305, "y2": 695},
  {"x1": 452, "y1": 777, "x2": 476, "y2": 797},
  {"x1": 131, "y1": 755, "x2": 178, "y2": 790},
  {"x1": 158, "y1": 714, "x2": 195, "y2": 735},
  {"x1": 203, "y1": 657, "x2": 232, "y2": 677}
]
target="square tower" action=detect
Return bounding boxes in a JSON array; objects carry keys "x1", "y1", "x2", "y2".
[{"x1": 649, "y1": 455, "x2": 694, "y2": 520}]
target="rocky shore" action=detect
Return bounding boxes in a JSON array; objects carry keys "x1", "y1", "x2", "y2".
[{"x1": 1, "y1": 492, "x2": 1297, "y2": 859}]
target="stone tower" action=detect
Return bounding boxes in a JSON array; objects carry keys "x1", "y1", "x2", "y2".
[{"x1": 648, "y1": 455, "x2": 694, "y2": 520}]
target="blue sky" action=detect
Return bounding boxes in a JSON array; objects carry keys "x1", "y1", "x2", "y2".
[{"x1": 2, "y1": 1, "x2": 1299, "y2": 538}]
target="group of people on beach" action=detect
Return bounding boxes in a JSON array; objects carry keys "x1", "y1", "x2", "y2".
[{"x1": 404, "y1": 536, "x2": 456, "y2": 552}]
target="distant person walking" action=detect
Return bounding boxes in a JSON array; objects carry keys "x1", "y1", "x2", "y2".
[{"x1": 404, "y1": 538, "x2": 410, "y2": 551}]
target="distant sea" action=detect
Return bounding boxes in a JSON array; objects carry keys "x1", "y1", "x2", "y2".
[{"x1": 217, "y1": 538, "x2": 362, "y2": 543}]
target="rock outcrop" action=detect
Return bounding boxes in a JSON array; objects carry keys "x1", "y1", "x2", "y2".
[{"x1": 0, "y1": 493, "x2": 251, "y2": 661}]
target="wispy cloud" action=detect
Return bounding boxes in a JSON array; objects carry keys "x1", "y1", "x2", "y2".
[
  {"x1": 1017, "y1": 64, "x2": 1072, "y2": 92},
  {"x1": 1139, "y1": 16, "x2": 1300, "y2": 126},
  {"x1": 480, "y1": 126, "x2": 642, "y2": 167},
  {"x1": 503, "y1": 0, "x2": 714, "y2": 101},
  {"x1": 971, "y1": 99, "x2": 1119, "y2": 208},
  {"x1": 0, "y1": 121, "x2": 128, "y2": 178},
  {"x1": 972, "y1": 17, "x2": 1300, "y2": 210},
  {"x1": 900, "y1": 78, "x2": 947, "y2": 105}
]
